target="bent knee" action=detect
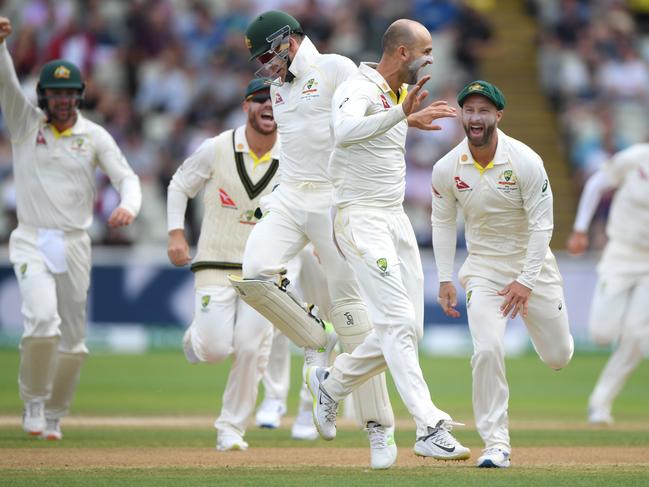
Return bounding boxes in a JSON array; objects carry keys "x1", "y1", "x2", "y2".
[
  {"x1": 541, "y1": 339, "x2": 574, "y2": 371},
  {"x1": 195, "y1": 341, "x2": 231, "y2": 363}
]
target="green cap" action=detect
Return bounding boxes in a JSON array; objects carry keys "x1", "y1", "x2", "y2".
[
  {"x1": 244, "y1": 78, "x2": 270, "y2": 99},
  {"x1": 38, "y1": 59, "x2": 84, "y2": 90},
  {"x1": 457, "y1": 80, "x2": 505, "y2": 110},
  {"x1": 245, "y1": 10, "x2": 302, "y2": 61}
]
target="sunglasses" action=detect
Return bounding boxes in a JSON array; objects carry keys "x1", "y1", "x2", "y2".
[
  {"x1": 248, "y1": 94, "x2": 271, "y2": 104},
  {"x1": 258, "y1": 52, "x2": 275, "y2": 64}
]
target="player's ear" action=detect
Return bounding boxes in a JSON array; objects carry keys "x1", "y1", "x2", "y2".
[{"x1": 243, "y1": 100, "x2": 250, "y2": 113}]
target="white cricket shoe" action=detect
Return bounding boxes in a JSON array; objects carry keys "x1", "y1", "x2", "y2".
[
  {"x1": 40, "y1": 418, "x2": 62, "y2": 441},
  {"x1": 588, "y1": 407, "x2": 614, "y2": 425},
  {"x1": 477, "y1": 447, "x2": 511, "y2": 468},
  {"x1": 303, "y1": 326, "x2": 338, "y2": 372},
  {"x1": 182, "y1": 328, "x2": 200, "y2": 364},
  {"x1": 216, "y1": 431, "x2": 249, "y2": 451},
  {"x1": 413, "y1": 420, "x2": 470, "y2": 460},
  {"x1": 291, "y1": 409, "x2": 318, "y2": 440},
  {"x1": 255, "y1": 398, "x2": 286, "y2": 429},
  {"x1": 305, "y1": 366, "x2": 338, "y2": 440},
  {"x1": 22, "y1": 400, "x2": 45, "y2": 436},
  {"x1": 367, "y1": 421, "x2": 397, "y2": 469}
]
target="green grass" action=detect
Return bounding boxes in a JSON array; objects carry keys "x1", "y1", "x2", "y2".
[{"x1": 1, "y1": 349, "x2": 648, "y2": 485}]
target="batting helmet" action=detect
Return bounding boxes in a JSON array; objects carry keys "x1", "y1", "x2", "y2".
[
  {"x1": 36, "y1": 59, "x2": 85, "y2": 110},
  {"x1": 245, "y1": 10, "x2": 303, "y2": 62}
]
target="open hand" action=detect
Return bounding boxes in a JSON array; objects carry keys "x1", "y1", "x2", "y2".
[
  {"x1": 438, "y1": 281, "x2": 461, "y2": 318},
  {"x1": 407, "y1": 100, "x2": 456, "y2": 130},
  {"x1": 402, "y1": 75, "x2": 431, "y2": 116},
  {"x1": 498, "y1": 280, "x2": 531, "y2": 319}
]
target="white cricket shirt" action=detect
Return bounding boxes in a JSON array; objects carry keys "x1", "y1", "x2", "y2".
[
  {"x1": 0, "y1": 42, "x2": 141, "y2": 232},
  {"x1": 431, "y1": 129, "x2": 554, "y2": 289},
  {"x1": 269, "y1": 37, "x2": 357, "y2": 185},
  {"x1": 329, "y1": 62, "x2": 408, "y2": 209}
]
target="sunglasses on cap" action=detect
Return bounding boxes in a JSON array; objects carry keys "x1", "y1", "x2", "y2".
[{"x1": 247, "y1": 93, "x2": 271, "y2": 104}]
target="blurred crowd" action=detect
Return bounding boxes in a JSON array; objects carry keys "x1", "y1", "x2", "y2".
[
  {"x1": 532, "y1": 0, "x2": 649, "y2": 248},
  {"x1": 0, "y1": 0, "x2": 492, "y2": 247}
]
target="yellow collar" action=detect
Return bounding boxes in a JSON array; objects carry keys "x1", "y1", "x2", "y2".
[
  {"x1": 249, "y1": 150, "x2": 272, "y2": 170},
  {"x1": 388, "y1": 85, "x2": 408, "y2": 105},
  {"x1": 50, "y1": 125, "x2": 73, "y2": 139},
  {"x1": 473, "y1": 160, "x2": 494, "y2": 175}
]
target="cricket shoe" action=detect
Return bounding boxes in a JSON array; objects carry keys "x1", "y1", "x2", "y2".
[
  {"x1": 291, "y1": 408, "x2": 318, "y2": 440},
  {"x1": 303, "y1": 324, "x2": 338, "y2": 373},
  {"x1": 40, "y1": 418, "x2": 62, "y2": 441},
  {"x1": 477, "y1": 447, "x2": 510, "y2": 468},
  {"x1": 588, "y1": 407, "x2": 614, "y2": 425},
  {"x1": 367, "y1": 421, "x2": 397, "y2": 469},
  {"x1": 22, "y1": 400, "x2": 45, "y2": 436},
  {"x1": 305, "y1": 366, "x2": 338, "y2": 440},
  {"x1": 413, "y1": 420, "x2": 470, "y2": 460},
  {"x1": 255, "y1": 398, "x2": 286, "y2": 429},
  {"x1": 182, "y1": 327, "x2": 200, "y2": 364},
  {"x1": 216, "y1": 431, "x2": 248, "y2": 451}
]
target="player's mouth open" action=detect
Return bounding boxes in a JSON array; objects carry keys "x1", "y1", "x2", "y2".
[
  {"x1": 261, "y1": 111, "x2": 274, "y2": 121},
  {"x1": 470, "y1": 125, "x2": 484, "y2": 136}
]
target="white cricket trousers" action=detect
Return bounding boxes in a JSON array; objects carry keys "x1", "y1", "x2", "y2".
[
  {"x1": 459, "y1": 252, "x2": 574, "y2": 452},
  {"x1": 9, "y1": 223, "x2": 91, "y2": 419},
  {"x1": 323, "y1": 206, "x2": 451, "y2": 438},
  {"x1": 185, "y1": 283, "x2": 273, "y2": 437},
  {"x1": 243, "y1": 182, "x2": 363, "y2": 310},
  {"x1": 587, "y1": 242, "x2": 649, "y2": 415}
]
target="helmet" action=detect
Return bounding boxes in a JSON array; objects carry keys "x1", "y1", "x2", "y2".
[
  {"x1": 36, "y1": 59, "x2": 85, "y2": 110},
  {"x1": 245, "y1": 10, "x2": 302, "y2": 61}
]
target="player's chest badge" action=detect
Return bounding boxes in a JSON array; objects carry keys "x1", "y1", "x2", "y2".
[
  {"x1": 36, "y1": 130, "x2": 47, "y2": 146},
  {"x1": 219, "y1": 188, "x2": 237, "y2": 209}
]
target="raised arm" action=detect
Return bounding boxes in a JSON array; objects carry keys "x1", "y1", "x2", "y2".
[{"x1": 0, "y1": 17, "x2": 43, "y2": 141}]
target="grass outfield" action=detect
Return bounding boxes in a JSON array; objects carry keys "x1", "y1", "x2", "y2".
[{"x1": 0, "y1": 349, "x2": 648, "y2": 486}]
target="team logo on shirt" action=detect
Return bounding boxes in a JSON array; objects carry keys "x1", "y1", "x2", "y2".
[
  {"x1": 454, "y1": 176, "x2": 471, "y2": 191},
  {"x1": 71, "y1": 137, "x2": 89, "y2": 154},
  {"x1": 497, "y1": 170, "x2": 517, "y2": 191},
  {"x1": 274, "y1": 92, "x2": 285, "y2": 105},
  {"x1": 219, "y1": 188, "x2": 237, "y2": 209},
  {"x1": 36, "y1": 130, "x2": 47, "y2": 146},
  {"x1": 201, "y1": 295, "x2": 211, "y2": 311},
  {"x1": 376, "y1": 257, "x2": 389, "y2": 276},
  {"x1": 301, "y1": 78, "x2": 319, "y2": 98},
  {"x1": 19, "y1": 263, "x2": 28, "y2": 279},
  {"x1": 239, "y1": 209, "x2": 259, "y2": 225},
  {"x1": 379, "y1": 94, "x2": 390, "y2": 109},
  {"x1": 466, "y1": 290, "x2": 472, "y2": 308}
]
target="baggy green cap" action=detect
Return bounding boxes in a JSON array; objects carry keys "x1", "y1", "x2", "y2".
[
  {"x1": 38, "y1": 59, "x2": 84, "y2": 90},
  {"x1": 457, "y1": 80, "x2": 505, "y2": 110},
  {"x1": 245, "y1": 10, "x2": 302, "y2": 61},
  {"x1": 244, "y1": 78, "x2": 270, "y2": 99}
]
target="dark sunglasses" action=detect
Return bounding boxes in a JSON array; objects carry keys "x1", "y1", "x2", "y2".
[
  {"x1": 248, "y1": 94, "x2": 271, "y2": 104},
  {"x1": 258, "y1": 52, "x2": 275, "y2": 64}
]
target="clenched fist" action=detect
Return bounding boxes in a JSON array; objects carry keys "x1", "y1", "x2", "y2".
[{"x1": 0, "y1": 17, "x2": 12, "y2": 44}]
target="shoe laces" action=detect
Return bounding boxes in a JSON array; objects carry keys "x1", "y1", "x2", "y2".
[
  {"x1": 366, "y1": 421, "x2": 387, "y2": 449},
  {"x1": 320, "y1": 387, "x2": 338, "y2": 424},
  {"x1": 45, "y1": 418, "x2": 60, "y2": 432},
  {"x1": 421, "y1": 420, "x2": 462, "y2": 449}
]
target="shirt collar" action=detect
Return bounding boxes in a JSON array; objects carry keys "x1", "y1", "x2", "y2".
[
  {"x1": 288, "y1": 36, "x2": 320, "y2": 79},
  {"x1": 458, "y1": 128, "x2": 509, "y2": 166},
  {"x1": 359, "y1": 62, "x2": 408, "y2": 101},
  {"x1": 47, "y1": 112, "x2": 88, "y2": 138},
  {"x1": 234, "y1": 124, "x2": 280, "y2": 160}
]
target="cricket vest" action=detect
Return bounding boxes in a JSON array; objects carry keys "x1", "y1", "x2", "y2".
[{"x1": 192, "y1": 129, "x2": 279, "y2": 287}]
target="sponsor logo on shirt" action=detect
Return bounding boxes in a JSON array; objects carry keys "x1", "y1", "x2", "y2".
[
  {"x1": 379, "y1": 94, "x2": 390, "y2": 109},
  {"x1": 274, "y1": 92, "x2": 285, "y2": 105},
  {"x1": 36, "y1": 130, "x2": 46, "y2": 146},
  {"x1": 219, "y1": 188, "x2": 237, "y2": 209},
  {"x1": 454, "y1": 176, "x2": 471, "y2": 191}
]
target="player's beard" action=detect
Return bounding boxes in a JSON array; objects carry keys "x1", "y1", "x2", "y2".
[
  {"x1": 406, "y1": 55, "x2": 433, "y2": 85},
  {"x1": 249, "y1": 109, "x2": 277, "y2": 136},
  {"x1": 463, "y1": 119, "x2": 496, "y2": 147}
]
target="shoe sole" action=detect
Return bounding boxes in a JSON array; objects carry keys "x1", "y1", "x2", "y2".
[
  {"x1": 414, "y1": 449, "x2": 470, "y2": 461},
  {"x1": 256, "y1": 423, "x2": 280, "y2": 429},
  {"x1": 41, "y1": 434, "x2": 62, "y2": 441},
  {"x1": 477, "y1": 459, "x2": 510, "y2": 468},
  {"x1": 26, "y1": 431, "x2": 42, "y2": 436},
  {"x1": 305, "y1": 367, "x2": 334, "y2": 441}
]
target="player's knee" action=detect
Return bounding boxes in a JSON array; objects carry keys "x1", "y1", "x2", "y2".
[
  {"x1": 197, "y1": 341, "x2": 230, "y2": 363},
  {"x1": 542, "y1": 337, "x2": 574, "y2": 371},
  {"x1": 23, "y1": 305, "x2": 60, "y2": 337},
  {"x1": 471, "y1": 340, "x2": 504, "y2": 365},
  {"x1": 590, "y1": 321, "x2": 618, "y2": 346}
]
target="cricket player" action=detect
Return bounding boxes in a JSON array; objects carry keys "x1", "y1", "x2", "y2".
[
  {"x1": 167, "y1": 79, "x2": 280, "y2": 451},
  {"x1": 229, "y1": 10, "x2": 397, "y2": 469},
  {"x1": 306, "y1": 19, "x2": 471, "y2": 462},
  {"x1": 567, "y1": 143, "x2": 649, "y2": 425},
  {"x1": 431, "y1": 80, "x2": 574, "y2": 467},
  {"x1": 0, "y1": 17, "x2": 141, "y2": 440}
]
